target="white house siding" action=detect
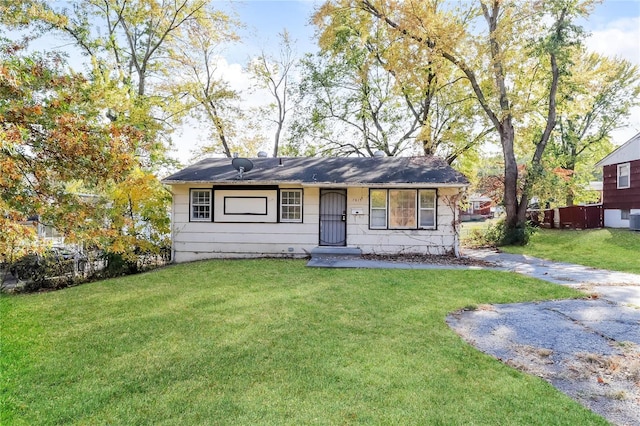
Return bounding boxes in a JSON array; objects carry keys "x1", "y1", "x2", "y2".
[
  {"x1": 170, "y1": 184, "x2": 463, "y2": 262},
  {"x1": 604, "y1": 208, "x2": 640, "y2": 228},
  {"x1": 345, "y1": 187, "x2": 460, "y2": 255},
  {"x1": 171, "y1": 185, "x2": 319, "y2": 262}
]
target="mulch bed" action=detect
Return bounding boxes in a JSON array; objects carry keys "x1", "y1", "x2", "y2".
[{"x1": 360, "y1": 253, "x2": 495, "y2": 268}]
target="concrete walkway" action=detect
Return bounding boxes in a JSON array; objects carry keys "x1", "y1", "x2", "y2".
[
  {"x1": 462, "y1": 248, "x2": 640, "y2": 307},
  {"x1": 308, "y1": 248, "x2": 640, "y2": 307}
]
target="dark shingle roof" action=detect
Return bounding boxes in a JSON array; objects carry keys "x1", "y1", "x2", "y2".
[{"x1": 162, "y1": 156, "x2": 469, "y2": 186}]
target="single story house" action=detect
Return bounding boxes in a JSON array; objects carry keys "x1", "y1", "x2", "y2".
[
  {"x1": 595, "y1": 132, "x2": 640, "y2": 228},
  {"x1": 161, "y1": 156, "x2": 469, "y2": 263},
  {"x1": 461, "y1": 193, "x2": 493, "y2": 221}
]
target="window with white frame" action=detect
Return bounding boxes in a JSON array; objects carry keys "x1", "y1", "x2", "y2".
[
  {"x1": 419, "y1": 190, "x2": 437, "y2": 228},
  {"x1": 190, "y1": 189, "x2": 211, "y2": 221},
  {"x1": 618, "y1": 163, "x2": 630, "y2": 189},
  {"x1": 369, "y1": 189, "x2": 437, "y2": 230},
  {"x1": 370, "y1": 189, "x2": 387, "y2": 229},
  {"x1": 621, "y1": 210, "x2": 630, "y2": 220},
  {"x1": 280, "y1": 189, "x2": 302, "y2": 222}
]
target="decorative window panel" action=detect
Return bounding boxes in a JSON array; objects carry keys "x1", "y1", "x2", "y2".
[
  {"x1": 214, "y1": 189, "x2": 278, "y2": 222},
  {"x1": 389, "y1": 190, "x2": 417, "y2": 229},
  {"x1": 224, "y1": 197, "x2": 268, "y2": 215}
]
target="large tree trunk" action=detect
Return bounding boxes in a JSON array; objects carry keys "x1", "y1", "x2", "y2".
[
  {"x1": 500, "y1": 116, "x2": 532, "y2": 240},
  {"x1": 500, "y1": 121, "x2": 521, "y2": 231}
]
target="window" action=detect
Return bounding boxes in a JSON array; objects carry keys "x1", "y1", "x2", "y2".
[
  {"x1": 370, "y1": 189, "x2": 387, "y2": 228},
  {"x1": 190, "y1": 189, "x2": 211, "y2": 221},
  {"x1": 280, "y1": 189, "x2": 302, "y2": 222},
  {"x1": 618, "y1": 163, "x2": 630, "y2": 189},
  {"x1": 419, "y1": 190, "x2": 436, "y2": 228},
  {"x1": 370, "y1": 189, "x2": 437, "y2": 230},
  {"x1": 621, "y1": 210, "x2": 630, "y2": 220},
  {"x1": 389, "y1": 190, "x2": 417, "y2": 228}
]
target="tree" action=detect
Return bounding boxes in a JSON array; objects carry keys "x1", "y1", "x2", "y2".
[
  {"x1": 0, "y1": 39, "x2": 170, "y2": 281},
  {"x1": 167, "y1": 9, "x2": 241, "y2": 158},
  {"x1": 0, "y1": 42, "x2": 130, "y2": 245},
  {"x1": 315, "y1": 0, "x2": 594, "y2": 243},
  {"x1": 248, "y1": 30, "x2": 298, "y2": 158},
  {"x1": 548, "y1": 50, "x2": 640, "y2": 205},
  {"x1": 294, "y1": 15, "x2": 490, "y2": 160},
  {"x1": 102, "y1": 168, "x2": 171, "y2": 260},
  {"x1": 291, "y1": 50, "x2": 416, "y2": 156},
  {"x1": 1, "y1": 0, "x2": 238, "y2": 166}
]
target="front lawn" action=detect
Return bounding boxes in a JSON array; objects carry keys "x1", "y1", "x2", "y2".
[
  {"x1": 1, "y1": 260, "x2": 606, "y2": 425},
  {"x1": 501, "y1": 228, "x2": 640, "y2": 274}
]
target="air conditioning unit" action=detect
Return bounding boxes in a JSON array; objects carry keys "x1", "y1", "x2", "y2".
[{"x1": 630, "y1": 214, "x2": 640, "y2": 231}]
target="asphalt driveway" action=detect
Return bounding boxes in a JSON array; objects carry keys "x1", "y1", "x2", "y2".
[{"x1": 450, "y1": 249, "x2": 640, "y2": 426}]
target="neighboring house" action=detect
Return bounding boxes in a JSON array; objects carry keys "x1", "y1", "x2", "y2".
[
  {"x1": 595, "y1": 132, "x2": 640, "y2": 228},
  {"x1": 461, "y1": 194, "x2": 493, "y2": 221},
  {"x1": 161, "y1": 156, "x2": 469, "y2": 262},
  {"x1": 19, "y1": 215, "x2": 65, "y2": 245}
]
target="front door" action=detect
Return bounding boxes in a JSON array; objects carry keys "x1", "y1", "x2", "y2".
[{"x1": 319, "y1": 189, "x2": 347, "y2": 246}]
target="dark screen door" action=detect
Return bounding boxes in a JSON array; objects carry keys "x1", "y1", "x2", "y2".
[{"x1": 319, "y1": 189, "x2": 346, "y2": 246}]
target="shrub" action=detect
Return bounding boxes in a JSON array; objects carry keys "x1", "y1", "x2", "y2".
[{"x1": 466, "y1": 219, "x2": 537, "y2": 248}]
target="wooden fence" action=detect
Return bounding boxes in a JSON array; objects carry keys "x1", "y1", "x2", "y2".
[{"x1": 528, "y1": 205, "x2": 603, "y2": 229}]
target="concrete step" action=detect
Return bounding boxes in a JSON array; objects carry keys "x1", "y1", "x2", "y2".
[{"x1": 309, "y1": 246, "x2": 362, "y2": 257}]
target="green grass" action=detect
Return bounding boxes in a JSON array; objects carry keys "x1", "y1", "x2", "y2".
[
  {"x1": 501, "y1": 228, "x2": 640, "y2": 274},
  {"x1": 459, "y1": 218, "x2": 499, "y2": 238},
  {"x1": 1, "y1": 260, "x2": 606, "y2": 425}
]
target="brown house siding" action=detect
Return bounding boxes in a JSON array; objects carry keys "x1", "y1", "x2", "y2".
[{"x1": 602, "y1": 159, "x2": 640, "y2": 210}]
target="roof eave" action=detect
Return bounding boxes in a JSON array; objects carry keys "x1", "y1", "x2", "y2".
[
  {"x1": 162, "y1": 179, "x2": 469, "y2": 188},
  {"x1": 595, "y1": 132, "x2": 640, "y2": 167}
]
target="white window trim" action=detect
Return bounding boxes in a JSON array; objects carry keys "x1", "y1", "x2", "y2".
[
  {"x1": 369, "y1": 189, "x2": 388, "y2": 229},
  {"x1": 617, "y1": 163, "x2": 630, "y2": 189},
  {"x1": 280, "y1": 189, "x2": 303, "y2": 223},
  {"x1": 190, "y1": 189, "x2": 212, "y2": 222},
  {"x1": 369, "y1": 189, "x2": 437, "y2": 230},
  {"x1": 418, "y1": 190, "x2": 437, "y2": 230}
]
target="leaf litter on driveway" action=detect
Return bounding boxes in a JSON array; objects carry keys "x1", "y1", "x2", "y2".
[{"x1": 447, "y1": 298, "x2": 640, "y2": 426}]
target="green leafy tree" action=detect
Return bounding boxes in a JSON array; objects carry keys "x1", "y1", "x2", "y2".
[
  {"x1": 166, "y1": 8, "x2": 241, "y2": 158},
  {"x1": 548, "y1": 50, "x2": 640, "y2": 205},
  {"x1": 298, "y1": 9, "x2": 490, "y2": 160},
  {"x1": 316, "y1": 0, "x2": 594, "y2": 243},
  {"x1": 0, "y1": 42, "x2": 130, "y2": 245},
  {"x1": 1, "y1": 0, "x2": 238, "y2": 166},
  {"x1": 0, "y1": 39, "x2": 170, "y2": 282}
]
